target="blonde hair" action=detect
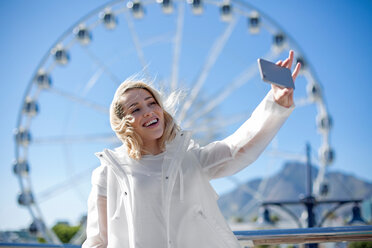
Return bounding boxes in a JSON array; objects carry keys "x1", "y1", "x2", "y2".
[{"x1": 110, "y1": 77, "x2": 180, "y2": 160}]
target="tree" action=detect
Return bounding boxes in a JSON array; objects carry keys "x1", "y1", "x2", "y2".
[
  {"x1": 348, "y1": 241, "x2": 372, "y2": 248},
  {"x1": 52, "y1": 223, "x2": 80, "y2": 243}
]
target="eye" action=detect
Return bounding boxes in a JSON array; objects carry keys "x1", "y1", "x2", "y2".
[
  {"x1": 148, "y1": 101, "x2": 157, "y2": 107},
  {"x1": 131, "y1": 108, "x2": 140, "y2": 113}
]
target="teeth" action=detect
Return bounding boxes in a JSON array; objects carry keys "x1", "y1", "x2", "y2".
[{"x1": 145, "y1": 119, "x2": 157, "y2": 127}]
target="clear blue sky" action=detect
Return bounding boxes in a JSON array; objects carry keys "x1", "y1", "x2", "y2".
[{"x1": 0, "y1": 0, "x2": 371, "y2": 231}]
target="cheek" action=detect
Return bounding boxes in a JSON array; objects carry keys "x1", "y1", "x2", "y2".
[
  {"x1": 159, "y1": 111, "x2": 165, "y2": 126},
  {"x1": 130, "y1": 115, "x2": 142, "y2": 129}
]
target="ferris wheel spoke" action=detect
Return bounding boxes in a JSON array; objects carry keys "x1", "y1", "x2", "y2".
[
  {"x1": 224, "y1": 176, "x2": 263, "y2": 217},
  {"x1": 33, "y1": 133, "x2": 117, "y2": 145},
  {"x1": 186, "y1": 62, "x2": 257, "y2": 124},
  {"x1": 264, "y1": 149, "x2": 307, "y2": 162},
  {"x1": 47, "y1": 87, "x2": 109, "y2": 114},
  {"x1": 141, "y1": 32, "x2": 174, "y2": 47},
  {"x1": 171, "y1": 1, "x2": 185, "y2": 91},
  {"x1": 239, "y1": 198, "x2": 261, "y2": 216},
  {"x1": 81, "y1": 68, "x2": 104, "y2": 96},
  {"x1": 227, "y1": 177, "x2": 264, "y2": 201},
  {"x1": 186, "y1": 112, "x2": 248, "y2": 133},
  {"x1": 265, "y1": 147, "x2": 320, "y2": 165},
  {"x1": 37, "y1": 166, "x2": 95, "y2": 203},
  {"x1": 177, "y1": 17, "x2": 239, "y2": 123},
  {"x1": 23, "y1": 176, "x2": 62, "y2": 243},
  {"x1": 123, "y1": 10, "x2": 148, "y2": 71},
  {"x1": 82, "y1": 47, "x2": 122, "y2": 85},
  {"x1": 185, "y1": 48, "x2": 279, "y2": 124},
  {"x1": 294, "y1": 97, "x2": 312, "y2": 107},
  {"x1": 225, "y1": 175, "x2": 266, "y2": 217},
  {"x1": 237, "y1": 163, "x2": 285, "y2": 217},
  {"x1": 35, "y1": 209, "x2": 61, "y2": 243}
]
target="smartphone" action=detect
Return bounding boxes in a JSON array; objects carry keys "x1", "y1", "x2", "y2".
[{"x1": 257, "y1": 58, "x2": 295, "y2": 89}]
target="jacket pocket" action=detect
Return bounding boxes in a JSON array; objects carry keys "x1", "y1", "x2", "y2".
[{"x1": 176, "y1": 205, "x2": 229, "y2": 248}]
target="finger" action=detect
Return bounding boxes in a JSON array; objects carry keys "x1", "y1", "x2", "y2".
[
  {"x1": 282, "y1": 58, "x2": 290, "y2": 67},
  {"x1": 287, "y1": 50, "x2": 294, "y2": 69},
  {"x1": 287, "y1": 88, "x2": 294, "y2": 103},
  {"x1": 276, "y1": 60, "x2": 283, "y2": 66},
  {"x1": 282, "y1": 87, "x2": 290, "y2": 94},
  {"x1": 287, "y1": 88, "x2": 294, "y2": 95},
  {"x1": 292, "y1": 62, "x2": 302, "y2": 81}
]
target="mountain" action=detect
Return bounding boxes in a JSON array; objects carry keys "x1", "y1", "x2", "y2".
[{"x1": 217, "y1": 161, "x2": 372, "y2": 223}]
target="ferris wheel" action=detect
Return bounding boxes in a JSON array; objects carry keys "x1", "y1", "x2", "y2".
[{"x1": 13, "y1": 0, "x2": 334, "y2": 243}]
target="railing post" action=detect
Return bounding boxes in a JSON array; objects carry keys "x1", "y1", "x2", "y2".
[{"x1": 305, "y1": 143, "x2": 317, "y2": 248}]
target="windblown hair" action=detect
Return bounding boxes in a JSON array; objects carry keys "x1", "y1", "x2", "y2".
[{"x1": 110, "y1": 76, "x2": 180, "y2": 160}]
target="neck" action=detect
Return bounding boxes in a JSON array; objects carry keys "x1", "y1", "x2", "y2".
[{"x1": 141, "y1": 139, "x2": 163, "y2": 156}]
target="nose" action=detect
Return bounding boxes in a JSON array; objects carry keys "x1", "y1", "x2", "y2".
[{"x1": 143, "y1": 108, "x2": 153, "y2": 118}]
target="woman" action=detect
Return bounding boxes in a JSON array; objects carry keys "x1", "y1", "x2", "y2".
[{"x1": 83, "y1": 51, "x2": 301, "y2": 248}]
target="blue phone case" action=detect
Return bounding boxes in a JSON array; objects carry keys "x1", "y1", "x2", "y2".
[{"x1": 257, "y1": 58, "x2": 294, "y2": 89}]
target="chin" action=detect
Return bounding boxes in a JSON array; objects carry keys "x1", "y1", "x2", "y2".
[
  {"x1": 154, "y1": 131, "x2": 164, "y2": 140},
  {"x1": 146, "y1": 130, "x2": 164, "y2": 140}
]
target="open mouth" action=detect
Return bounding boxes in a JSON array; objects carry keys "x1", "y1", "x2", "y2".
[{"x1": 143, "y1": 118, "x2": 159, "y2": 127}]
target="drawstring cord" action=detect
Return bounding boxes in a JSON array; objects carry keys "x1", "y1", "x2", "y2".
[
  {"x1": 178, "y1": 167, "x2": 184, "y2": 202},
  {"x1": 112, "y1": 192, "x2": 125, "y2": 219}
]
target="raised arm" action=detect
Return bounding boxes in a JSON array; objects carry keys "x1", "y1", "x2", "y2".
[{"x1": 196, "y1": 51, "x2": 301, "y2": 179}]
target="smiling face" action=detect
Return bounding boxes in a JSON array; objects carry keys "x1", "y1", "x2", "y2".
[{"x1": 120, "y1": 88, "x2": 165, "y2": 147}]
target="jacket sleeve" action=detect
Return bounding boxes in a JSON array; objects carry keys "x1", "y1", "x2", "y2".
[
  {"x1": 196, "y1": 90, "x2": 294, "y2": 179},
  {"x1": 82, "y1": 166, "x2": 108, "y2": 248}
]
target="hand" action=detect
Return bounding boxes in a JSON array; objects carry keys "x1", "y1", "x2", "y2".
[{"x1": 271, "y1": 50, "x2": 301, "y2": 108}]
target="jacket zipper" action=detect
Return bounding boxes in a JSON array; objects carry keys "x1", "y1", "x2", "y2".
[
  {"x1": 103, "y1": 149, "x2": 136, "y2": 248},
  {"x1": 163, "y1": 131, "x2": 192, "y2": 248}
]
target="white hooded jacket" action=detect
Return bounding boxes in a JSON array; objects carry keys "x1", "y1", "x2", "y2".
[{"x1": 83, "y1": 91, "x2": 294, "y2": 248}]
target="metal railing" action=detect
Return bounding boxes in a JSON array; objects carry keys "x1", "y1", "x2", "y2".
[
  {"x1": 0, "y1": 244, "x2": 79, "y2": 248},
  {"x1": 1, "y1": 225, "x2": 372, "y2": 247},
  {"x1": 234, "y1": 225, "x2": 372, "y2": 247}
]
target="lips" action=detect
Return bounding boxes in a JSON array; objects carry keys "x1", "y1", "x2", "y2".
[{"x1": 143, "y1": 118, "x2": 159, "y2": 127}]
